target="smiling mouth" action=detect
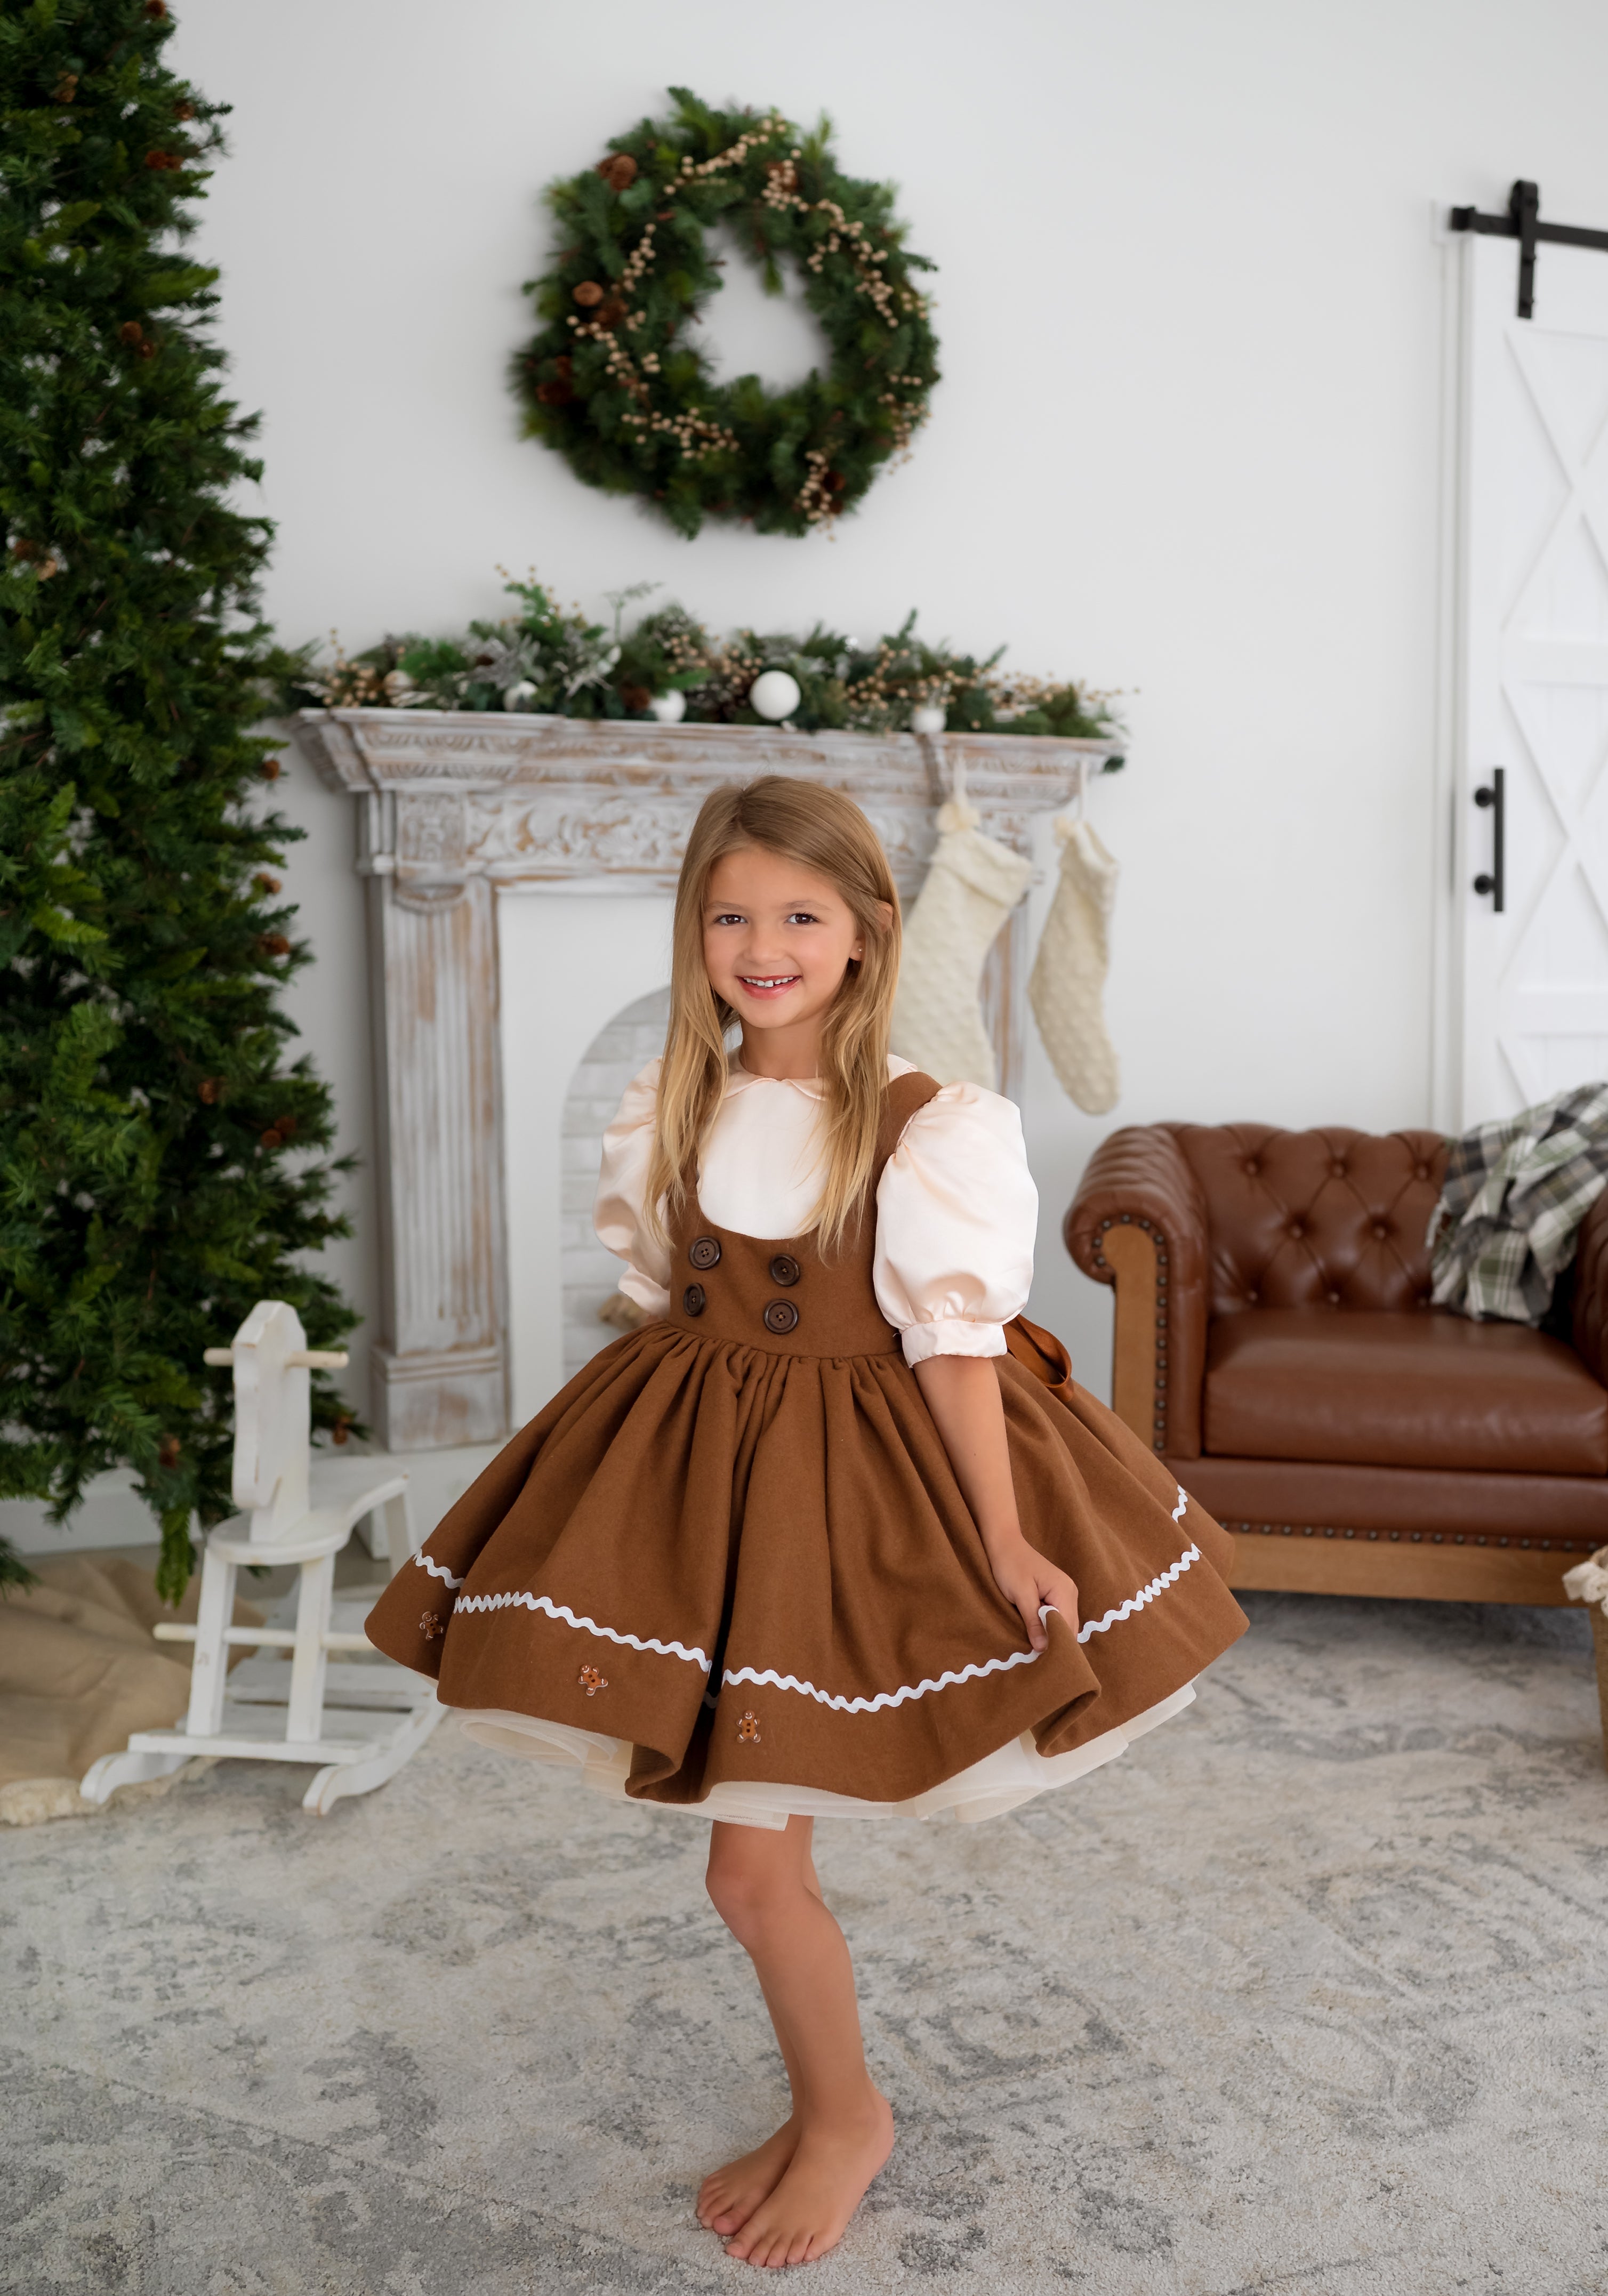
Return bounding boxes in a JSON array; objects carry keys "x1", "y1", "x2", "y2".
[{"x1": 737, "y1": 974, "x2": 802, "y2": 995}]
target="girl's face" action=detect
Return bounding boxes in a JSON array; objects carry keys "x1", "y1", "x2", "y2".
[{"x1": 702, "y1": 844, "x2": 865, "y2": 1064}]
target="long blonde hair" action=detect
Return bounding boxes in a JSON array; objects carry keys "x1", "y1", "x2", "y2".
[{"x1": 646, "y1": 778, "x2": 902, "y2": 1254}]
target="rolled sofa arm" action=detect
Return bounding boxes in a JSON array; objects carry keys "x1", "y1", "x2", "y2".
[
  {"x1": 1064, "y1": 1126, "x2": 1211, "y2": 1460},
  {"x1": 1571, "y1": 1186, "x2": 1608, "y2": 1389}
]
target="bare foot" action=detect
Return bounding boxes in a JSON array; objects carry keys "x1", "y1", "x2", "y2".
[
  {"x1": 722, "y1": 2092, "x2": 894, "y2": 2268},
  {"x1": 696, "y1": 2117, "x2": 799, "y2": 2235}
]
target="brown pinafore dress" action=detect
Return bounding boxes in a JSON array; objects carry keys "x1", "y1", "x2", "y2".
[{"x1": 366, "y1": 1073, "x2": 1247, "y2": 1818}]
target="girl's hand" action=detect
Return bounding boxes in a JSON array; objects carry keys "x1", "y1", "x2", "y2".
[{"x1": 988, "y1": 1536, "x2": 1080, "y2": 1652}]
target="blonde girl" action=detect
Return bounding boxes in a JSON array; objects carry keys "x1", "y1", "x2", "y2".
[{"x1": 368, "y1": 777, "x2": 1244, "y2": 2268}]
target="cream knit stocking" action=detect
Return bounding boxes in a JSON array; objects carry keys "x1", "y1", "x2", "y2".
[
  {"x1": 891, "y1": 799, "x2": 1032, "y2": 1090},
  {"x1": 1028, "y1": 814, "x2": 1121, "y2": 1113}
]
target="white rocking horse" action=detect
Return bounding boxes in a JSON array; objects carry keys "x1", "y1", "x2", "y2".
[{"x1": 81, "y1": 1301, "x2": 443, "y2": 1815}]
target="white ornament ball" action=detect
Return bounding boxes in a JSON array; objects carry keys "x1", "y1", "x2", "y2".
[
  {"x1": 748, "y1": 669, "x2": 802, "y2": 722},
  {"x1": 503, "y1": 681, "x2": 540, "y2": 712},
  {"x1": 648, "y1": 690, "x2": 687, "y2": 724},
  {"x1": 910, "y1": 703, "x2": 947, "y2": 736}
]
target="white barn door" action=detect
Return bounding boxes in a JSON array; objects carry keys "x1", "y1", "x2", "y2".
[{"x1": 1451, "y1": 231, "x2": 1608, "y2": 1126}]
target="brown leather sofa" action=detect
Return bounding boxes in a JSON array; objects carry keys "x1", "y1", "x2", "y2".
[{"x1": 1065, "y1": 1123, "x2": 1608, "y2": 1605}]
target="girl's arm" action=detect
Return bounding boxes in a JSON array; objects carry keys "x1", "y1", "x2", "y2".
[{"x1": 913, "y1": 1356, "x2": 1079, "y2": 1650}]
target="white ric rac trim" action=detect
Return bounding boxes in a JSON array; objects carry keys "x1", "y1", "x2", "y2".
[
  {"x1": 721, "y1": 1643, "x2": 1042, "y2": 1715},
  {"x1": 425, "y1": 1483, "x2": 1203, "y2": 1704},
  {"x1": 1076, "y1": 1543, "x2": 1200, "y2": 1642},
  {"x1": 416, "y1": 1552, "x2": 464, "y2": 1589},
  {"x1": 449, "y1": 1584, "x2": 713, "y2": 1672},
  {"x1": 1074, "y1": 1487, "x2": 1196, "y2": 1645}
]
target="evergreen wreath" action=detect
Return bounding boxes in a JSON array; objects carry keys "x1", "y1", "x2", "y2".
[
  {"x1": 517, "y1": 89, "x2": 939, "y2": 539},
  {"x1": 1, "y1": 0, "x2": 358, "y2": 1598}
]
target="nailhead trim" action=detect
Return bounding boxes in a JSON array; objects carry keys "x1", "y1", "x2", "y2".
[
  {"x1": 1090, "y1": 1209, "x2": 1171, "y2": 1454},
  {"x1": 1155, "y1": 1226, "x2": 1171, "y2": 1452},
  {"x1": 1226, "y1": 1523, "x2": 1590, "y2": 1552}
]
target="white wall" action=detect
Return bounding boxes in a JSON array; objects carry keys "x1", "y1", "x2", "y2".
[{"x1": 170, "y1": 0, "x2": 1608, "y2": 1419}]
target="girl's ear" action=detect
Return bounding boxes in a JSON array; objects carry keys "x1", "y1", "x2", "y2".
[{"x1": 848, "y1": 901, "x2": 893, "y2": 968}]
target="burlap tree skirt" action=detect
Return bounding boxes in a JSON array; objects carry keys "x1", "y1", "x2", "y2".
[{"x1": 0, "y1": 1557, "x2": 261, "y2": 1826}]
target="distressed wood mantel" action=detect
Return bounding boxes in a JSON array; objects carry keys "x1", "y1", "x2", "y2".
[{"x1": 296, "y1": 707, "x2": 1120, "y2": 1450}]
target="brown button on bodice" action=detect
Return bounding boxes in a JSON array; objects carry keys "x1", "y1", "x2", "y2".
[
  {"x1": 683, "y1": 1283, "x2": 706, "y2": 1316},
  {"x1": 689, "y1": 1236, "x2": 721, "y2": 1270},
  {"x1": 763, "y1": 1299, "x2": 800, "y2": 1336},
  {"x1": 769, "y1": 1254, "x2": 801, "y2": 1287}
]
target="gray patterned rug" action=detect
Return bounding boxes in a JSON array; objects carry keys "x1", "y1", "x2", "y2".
[{"x1": 6, "y1": 1591, "x2": 1604, "y2": 2295}]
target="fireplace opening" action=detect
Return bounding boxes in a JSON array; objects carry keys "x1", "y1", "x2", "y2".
[{"x1": 561, "y1": 985, "x2": 671, "y2": 1381}]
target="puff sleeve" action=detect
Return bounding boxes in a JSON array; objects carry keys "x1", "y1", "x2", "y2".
[
  {"x1": 873, "y1": 1083, "x2": 1038, "y2": 1366},
  {"x1": 592, "y1": 1058, "x2": 673, "y2": 1318}
]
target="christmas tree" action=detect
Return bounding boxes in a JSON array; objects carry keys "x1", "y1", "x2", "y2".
[{"x1": 1, "y1": 0, "x2": 357, "y2": 1600}]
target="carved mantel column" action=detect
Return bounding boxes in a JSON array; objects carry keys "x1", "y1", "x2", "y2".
[{"x1": 296, "y1": 709, "x2": 1119, "y2": 1449}]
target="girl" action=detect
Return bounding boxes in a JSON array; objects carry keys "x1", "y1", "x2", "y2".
[{"x1": 367, "y1": 777, "x2": 1246, "y2": 2270}]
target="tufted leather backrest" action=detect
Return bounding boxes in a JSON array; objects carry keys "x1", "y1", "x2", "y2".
[{"x1": 1166, "y1": 1124, "x2": 1448, "y2": 1318}]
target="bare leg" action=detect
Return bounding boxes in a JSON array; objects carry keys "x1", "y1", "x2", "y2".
[
  {"x1": 695, "y1": 1832, "x2": 830, "y2": 2237},
  {"x1": 701, "y1": 1816, "x2": 894, "y2": 2267}
]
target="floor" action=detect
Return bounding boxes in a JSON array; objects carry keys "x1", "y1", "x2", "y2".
[{"x1": 6, "y1": 1591, "x2": 1605, "y2": 2296}]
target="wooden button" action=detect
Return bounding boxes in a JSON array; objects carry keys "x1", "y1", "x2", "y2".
[
  {"x1": 769, "y1": 1254, "x2": 801, "y2": 1286},
  {"x1": 688, "y1": 1236, "x2": 721, "y2": 1270},
  {"x1": 683, "y1": 1283, "x2": 706, "y2": 1316},
  {"x1": 762, "y1": 1299, "x2": 800, "y2": 1335}
]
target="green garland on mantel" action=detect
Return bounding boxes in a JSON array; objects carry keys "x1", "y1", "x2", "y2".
[
  {"x1": 286, "y1": 575, "x2": 1124, "y2": 751},
  {"x1": 515, "y1": 89, "x2": 940, "y2": 539}
]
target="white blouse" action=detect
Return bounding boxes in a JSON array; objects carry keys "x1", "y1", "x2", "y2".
[{"x1": 593, "y1": 1053, "x2": 1038, "y2": 1366}]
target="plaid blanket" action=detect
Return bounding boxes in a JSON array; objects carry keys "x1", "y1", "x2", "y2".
[{"x1": 1427, "y1": 1083, "x2": 1608, "y2": 1324}]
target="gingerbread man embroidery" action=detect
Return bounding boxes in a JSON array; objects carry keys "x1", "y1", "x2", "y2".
[
  {"x1": 737, "y1": 1711, "x2": 762, "y2": 1745},
  {"x1": 578, "y1": 1664, "x2": 608, "y2": 1697}
]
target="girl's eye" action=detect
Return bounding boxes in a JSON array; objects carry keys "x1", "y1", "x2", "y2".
[
  {"x1": 710, "y1": 912, "x2": 745, "y2": 926},
  {"x1": 785, "y1": 912, "x2": 818, "y2": 925}
]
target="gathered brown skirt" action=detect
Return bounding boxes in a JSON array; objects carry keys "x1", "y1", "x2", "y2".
[{"x1": 366, "y1": 1316, "x2": 1247, "y2": 1824}]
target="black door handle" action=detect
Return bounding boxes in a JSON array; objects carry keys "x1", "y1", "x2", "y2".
[{"x1": 1474, "y1": 768, "x2": 1505, "y2": 912}]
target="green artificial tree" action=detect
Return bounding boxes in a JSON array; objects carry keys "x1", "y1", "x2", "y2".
[{"x1": 0, "y1": 0, "x2": 358, "y2": 1599}]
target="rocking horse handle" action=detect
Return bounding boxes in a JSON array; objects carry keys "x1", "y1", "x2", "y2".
[{"x1": 203, "y1": 1346, "x2": 349, "y2": 1368}]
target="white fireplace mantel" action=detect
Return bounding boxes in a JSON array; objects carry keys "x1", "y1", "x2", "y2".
[{"x1": 296, "y1": 708, "x2": 1120, "y2": 1451}]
